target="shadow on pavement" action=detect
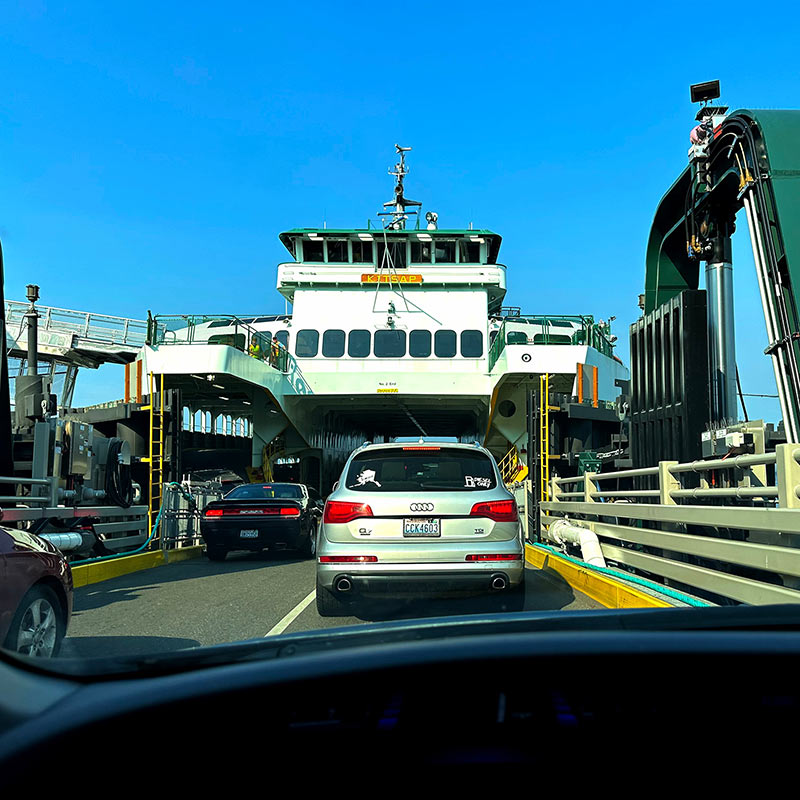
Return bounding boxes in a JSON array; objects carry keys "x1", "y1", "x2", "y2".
[
  {"x1": 342, "y1": 566, "x2": 581, "y2": 623},
  {"x1": 61, "y1": 635, "x2": 201, "y2": 659},
  {"x1": 73, "y1": 549, "x2": 310, "y2": 612}
]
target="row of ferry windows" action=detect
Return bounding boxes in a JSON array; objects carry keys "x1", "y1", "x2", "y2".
[
  {"x1": 300, "y1": 238, "x2": 481, "y2": 266},
  {"x1": 295, "y1": 329, "x2": 484, "y2": 359}
]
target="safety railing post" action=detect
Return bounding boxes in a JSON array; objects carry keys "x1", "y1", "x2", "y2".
[
  {"x1": 584, "y1": 472, "x2": 597, "y2": 502},
  {"x1": 659, "y1": 461, "x2": 680, "y2": 505},
  {"x1": 776, "y1": 444, "x2": 800, "y2": 509}
]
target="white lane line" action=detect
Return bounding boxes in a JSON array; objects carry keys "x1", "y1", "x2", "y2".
[{"x1": 264, "y1": 589, "x2": 317, "y2": 637}]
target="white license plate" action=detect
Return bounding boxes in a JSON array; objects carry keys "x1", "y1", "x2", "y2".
[
  {"x1": 403, "y1": 518, "x2": 441, "y2": 537},
  {"x1": 240, "y1": 529, "x2": 259, "y2": 538}
]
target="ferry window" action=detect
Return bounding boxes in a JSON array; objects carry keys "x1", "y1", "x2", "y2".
[
  {"x1": 276, "y1": 330, "x2": 290, "y2": 350},
  {"x1": 460, "y1": 330, "x2": 483, "y2": 357},
  {"x1": 374, "y1": 329, "x2": 407, "y2": 358},
  {"x1": 348, "y1": 329, "x2": 371, "y2": 358},
  {"x1": 322, "y1": 329, "x2": 346, "y2": 357},
  {"x1": 326, "y1": 240, "x2": 349, "y2": 263},
  {"x1": 458, "y1": 240, "x2": 481, "y2": 263},
  {"x1": 295, "y1": 330, "x2": 318, "y2": 357},
  {"x1": 376, "y1": 239, "x2": 407, "y2": 269},
  {"x1": 533, "y1": 333, "x2": 571, "y2": 344},
  {"x1": 303, "y1": 239, "x2": 324, "y2": 262},
  {"x1": 434, "y1": 329, "x2": 457, "y2": 357},
  {"x1": 410, "y1": 241, "x2": 432, "y2": 263},
  {"x1": 409, "y1": 329, "x2": 431, "y2": 358},
  {"x1": 352, "y1": 240, "x2": 373, "y2": 263},
  {"x1": 434, "y1": 240, "x2": 456, "y2": 263}
]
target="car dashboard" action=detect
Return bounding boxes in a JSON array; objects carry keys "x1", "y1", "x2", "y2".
[{"x1": 2, "y1": 628, "x2": 800, "y2": 782}]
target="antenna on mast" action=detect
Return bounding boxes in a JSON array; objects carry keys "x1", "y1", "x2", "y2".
[{"x1": 378, "y1": 144, "x2": 422, "y2": 230}]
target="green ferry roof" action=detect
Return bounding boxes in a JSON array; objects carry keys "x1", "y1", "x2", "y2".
[{"x1": 279, "y1": 228, "x2": 503, "y2": 263}]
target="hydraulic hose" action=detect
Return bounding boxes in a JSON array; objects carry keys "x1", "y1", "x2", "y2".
[{"x1": 105, "y1": 438, "x2": 132, "y2": 508}]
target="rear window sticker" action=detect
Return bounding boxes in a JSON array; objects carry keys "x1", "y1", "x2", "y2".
[
  {"x1": 465, "y1": 475, "x2": 492, "y2": 488},
  {"x1": 353, "y1": 468, "x2": 381, "y2": 487}
]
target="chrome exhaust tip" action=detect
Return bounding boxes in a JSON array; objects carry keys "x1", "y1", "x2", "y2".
[
  {"x1": 491, "y1": 575, "x2": 508, "y2": 591},
  {"x1": 335, "y1": 576, "x2": 353, "y2": 593}
]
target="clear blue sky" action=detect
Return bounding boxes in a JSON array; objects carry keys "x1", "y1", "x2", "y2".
[{"x1": 2, "y1": 1, "x2": 799, "y2": 423}]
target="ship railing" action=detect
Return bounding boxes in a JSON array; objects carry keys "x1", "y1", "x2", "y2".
[
  {"x1": 488, "y1": 315, "x2": 617, "y2": 371},
  {"x1": 530, "y1": 445, "x2": 800, "y2": 605},
  {"x1": 148, "y1": 314, "x2": 293, "y2": 374},
  {"x1": 5, "y1": 299, "x2": 147, "y2": 348}
]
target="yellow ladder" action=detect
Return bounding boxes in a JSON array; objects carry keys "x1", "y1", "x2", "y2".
[
  {"x1": 141, "y1": 372, "x2": 164, "y2": 543},
  {"x1": 539, "y1": 373, "x2": 550, "y2": 502}
]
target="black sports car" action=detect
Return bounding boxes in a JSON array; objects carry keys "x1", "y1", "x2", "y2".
[{"x1": 200, "y1": 483, "x2": 323, "y2": 561}]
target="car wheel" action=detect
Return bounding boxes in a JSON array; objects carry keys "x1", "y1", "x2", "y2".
[
  {"x1": 206, "y1": 546, "x2": 228, "y2": 562},
  {"x1": 300, "y1": 524, "x2": 317, "y2": 559},
  {"x1": 3, "y1": 585, "x2": 65, "y2": 658},
  {"x1": 315, "y1": 576, "x2": 350, "y2": 617}
]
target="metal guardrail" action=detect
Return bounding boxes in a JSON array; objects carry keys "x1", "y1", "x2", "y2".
[
  {"x1": 5, "y1": 300, "x2": 147, "y2": 349},
  {"x1": 488, "y1": 315, "x2": 616, "y2": 371},
  {"x1": 150, "y1": 314, "x2": 294, "y2": 373},
  {"x1": 539, "y1": 444, "x2": 800, "y2": 605}
]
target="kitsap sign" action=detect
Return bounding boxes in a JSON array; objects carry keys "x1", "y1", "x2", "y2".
[{"x1": 360, "y1": 274, "x2": 423, "y2": 284}]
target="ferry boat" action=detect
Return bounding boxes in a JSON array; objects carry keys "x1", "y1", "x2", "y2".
[{"x1": 139, "y1": 146, "x2": 629, "y2": 491}]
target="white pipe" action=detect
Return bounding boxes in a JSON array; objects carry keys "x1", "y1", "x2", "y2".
[{"x1": 546, "y1": 519, "x2": 606, "y2": 568}]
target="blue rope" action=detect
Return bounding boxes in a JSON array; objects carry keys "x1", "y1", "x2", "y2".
[{"x1": 532, "y1": 542, "x2": 710, "y2": 607}]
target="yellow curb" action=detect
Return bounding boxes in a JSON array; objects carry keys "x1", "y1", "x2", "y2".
[
  {"x1": 71, "y1": 545, "x2": 204, "y2": 588},
  {"x1": 525, "y1": 543, "x2": 673, "y2": 609}
]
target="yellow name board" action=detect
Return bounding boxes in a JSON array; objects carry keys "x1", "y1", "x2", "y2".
[{"x1": 361, "y1": 274, "x2": 423, "y2": 284}]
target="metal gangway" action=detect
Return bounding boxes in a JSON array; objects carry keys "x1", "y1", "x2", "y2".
[{"x1": 5, "y1": 299, "x2": 147, "y2": 407}]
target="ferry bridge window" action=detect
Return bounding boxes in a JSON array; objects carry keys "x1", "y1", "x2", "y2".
[
  {"x1": 410, "y1": 241, "x2": 433, "y2": 263},
  {"x1": 460, "y1": 330, "x2": 484, "y2": 357},
  {"x1": 352, "y1": 240, "x2": 373, "y2": 264},
  {"x1": 376, "y1": 239, "x2": 407, "y2": 269},
  {"x1": 276, "y1": 330, "x2": 290, "y2": 350},
  {"x1": 434, "y1": 329, "x2": 457, "y2": 358},
  {"x1": 434, "y1": 240, "x2": 456, "y2": 263},
  {"x1": 374, "y1": 329, "x2": 407, "y2": 358},
  {"x1": 348, "y1": 329, "x2": 371, "y2": 358},
  {"x1": 326, "y1": 240, "x2": 349, "y2": 263},
  {"x1": 458, "y1": 240, "x2": 481, "y2": 263},
  {"x1": 295, "y1": 329, "x2": 318, "y2": 357},
  {"x1": 303, "y1": 239, "x2": 324, "y2": 262},
  {"x1": 409, "y1": 329, "x2": 431, "y2": 358},
  {"x1": 322, "y1": 329, "x2": 346, "y2": 358}
]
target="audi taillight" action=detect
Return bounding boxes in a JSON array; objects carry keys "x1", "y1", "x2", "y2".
[
  {"x1": 469, "y1": 500, "x2": 518, "y2": 522},
  {"x1": 465, "y1": 554, "x2": 522, "y2": 562},
  {"x1": 318, "y1": 555, "x2": 378, "y2": 563},
  {"x1": 323, "y1": 501, "x2": 374, "y2": 524},
  {"x1": 204, "y1": 508, "x2": 223, "y2": 517}
]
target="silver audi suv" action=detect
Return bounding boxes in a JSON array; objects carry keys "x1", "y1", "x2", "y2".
[{"x1": 316, "y1": 441, "x2": 524, "y2": 616}]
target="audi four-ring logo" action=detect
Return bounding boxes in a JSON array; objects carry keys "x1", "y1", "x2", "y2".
[{"x1": 409, "y1": 503, "x2": 434, "y2": 512}]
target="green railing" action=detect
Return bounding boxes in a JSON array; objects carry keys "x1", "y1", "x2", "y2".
[
  {"x1": 488, "y1": 315, "x2": 616, "y2": 371},
  {"x1": 148, "y1": 314, "x2": 290, "y2": 373}
]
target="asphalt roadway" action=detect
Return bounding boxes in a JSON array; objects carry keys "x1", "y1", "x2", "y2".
[{"x1": 61, "y1": 549, "x2": 602, "y2": 659}]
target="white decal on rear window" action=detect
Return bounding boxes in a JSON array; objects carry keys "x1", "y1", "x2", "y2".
[
  {"x1": 352, "y1": 468, "x2": 381, "y2": 488},
  {"x1": 465, "y1": 475, "x2": 492, "y2": 488}
]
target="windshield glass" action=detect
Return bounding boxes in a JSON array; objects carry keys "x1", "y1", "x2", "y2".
[
  {"x1": 225, "y1": 484, "x2": 303, "y2": 499},
  {"x1": 2, "y1": 8, "x2": 795, "y2": 681}
]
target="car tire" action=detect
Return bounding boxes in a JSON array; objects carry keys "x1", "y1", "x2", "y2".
[
  {"x1": 206, "y1": 546, "x2": 228, "y2": 562},
  {"x1": 3, "y1": 584, "x2": 65, "y2": 658},
  {"x1": 315, "y1": 577, "x2": 350, "y2": 617},
  {"x1": 300, "y1": 524, "x2": 317, "y2": 559}
]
